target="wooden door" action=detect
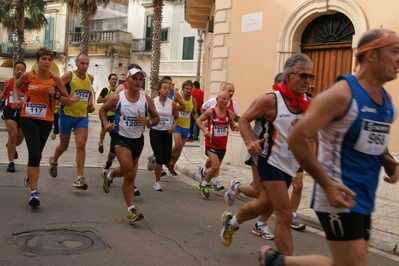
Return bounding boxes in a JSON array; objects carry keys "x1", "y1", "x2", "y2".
[{"x1": 302, "y1": 42, "x2": 353, "y2": 96}]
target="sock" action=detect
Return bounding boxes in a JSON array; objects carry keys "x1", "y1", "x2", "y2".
[
  {"x1": 201, "y1": 181, "x2": 210, "y2": 186},
  {"x1": 213, "y1": 177, "x2": 219, "y2": 183},
  {"x1": 30, "y1": 190, "x2": 37, "y2": 196},
  {"x1": 107, "y1": 173, "x2": 113, "y2": 181},
  {"x1": 230, "y1": 215, "x2": 240, "y2": 228},
  {"x1": 9, "y1": 160, "x2": 14, "y2": 163},
  {"x1": 257, "y1": 221, "x2": 267, "y2": 227},
  {"x1": 127, "y1": 205, "x2": 136, "y2": 212},
  {"x1": 293, "y1": 212, "x2": 297, "y2": 218}
]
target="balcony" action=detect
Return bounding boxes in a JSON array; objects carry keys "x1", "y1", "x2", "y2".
[
  {"x1": 132, "y1": 37, "x2": 152, "y2": 53},
  {"x1": 0, "y1": 40, "x2": 63, "y2": 58},
  {"x1": 159, "y1": 60, "x2": 199, "y2": 77},
  {"x1": 67, "y1": 30, "x2": 132, "y2": 57}
]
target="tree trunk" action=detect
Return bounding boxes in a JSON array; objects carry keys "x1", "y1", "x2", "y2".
[
  {"x1": 80, "y1": 7, "x2": 90, "y2": 55},
  {"x1": 150, "y1": 0, "x2": 164, "y2": 91},
  {"x1": 15, "y1": 0, "x2": 25, "y2": 63}
]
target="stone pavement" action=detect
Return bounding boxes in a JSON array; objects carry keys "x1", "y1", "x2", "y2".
[{"x1": 0, "y1": 113, "x2": 398, "y2": 257}]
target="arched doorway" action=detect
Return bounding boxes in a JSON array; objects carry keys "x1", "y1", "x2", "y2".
[{"x1": 301, "y1": 13, "x2": 355, "y2": 96}]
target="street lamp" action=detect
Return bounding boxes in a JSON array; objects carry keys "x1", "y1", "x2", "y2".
[{"x1": 196, "y1": 29, "x2": 205, "y2": 82}]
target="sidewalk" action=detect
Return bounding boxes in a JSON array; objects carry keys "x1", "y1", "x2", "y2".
[{"x1": 0, "y1": 113, "x2": 398, "y2": 257}]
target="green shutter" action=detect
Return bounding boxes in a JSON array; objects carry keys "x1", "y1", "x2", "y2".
[{"x1": 182, "y1": 36, "x2": 195, "y2": 60}]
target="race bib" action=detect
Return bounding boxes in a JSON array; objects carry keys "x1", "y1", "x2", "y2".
[
  {"x1": 354, "y1": 119, "x2": 390, "y2": 155},
  {"x1": 74, "y1": 89, "x2": 90, "y2": 102},
  {"x1": 25, "y1": 103, "x2": 47, "y2": 118},
  {"x1": 122, "y1": 116, "x2": 140, "y2": 131},
  {"x1": 214, "y1": 125, "x2": 228, "y2": 137},
  {"x1": 179, "y1": 110, "x2": 190, "y2": 118},
  {"x1": 159, "y1": 118, "x2": 169, "y2": 126},
  {"x1": 8, "y1": 92, "x2": 25, "y2": 103}
]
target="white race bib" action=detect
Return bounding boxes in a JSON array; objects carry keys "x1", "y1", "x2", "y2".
[
  {"x1": 74, "y1": 89, "x2": 90, "y2": 102},
  {"x1": 214, "y1": 125, "x2": 228, "y2": 137},
  {"x1": 25, "y1": 103, "x2": 47, "y2": 118},
  {"x1": 122, "y1": 116, "x2": 140, "y2": 131},
  {"x1": 354, "y1": 119, "x2": 390, "y2": 155}
]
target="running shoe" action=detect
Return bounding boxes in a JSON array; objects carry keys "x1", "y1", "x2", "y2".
[
  {"x1": 134, "y1": 186, "x2": 141, "y2": 196},
  {"x1": 220, "y1": 211, "x2": 238, "y2": 247},
  {"x1": 212, "y1": 179, "x2": 224, "y2": 191},
  {"x1": 102, "y1": 170, "x2": 112, "y2": 193},
  {"x1": 198, "y1": 166, "x2": 207, "y2": 181},
  {"x1": 168, "y1": 164, "x2": 177, "y2": 175},
  {"x1": 258, "y1": 245, "x2": 283, "y2": 266},
  {"x1": 102, "y1": 161, "x2": 113, "y2": 172},
  {"x1": 28, "y1": 190, "x2": 40, "y2": 207},
  {"x1": 23, "y1": 176, "x2": 29, "y2": 187},
  {"x1": 224, "y1": 180, "x2": 241, "y2": 206},
  {"x1": 127, "y1": 208, "x2": 144, "y2": 224},
  {"x1": 72, "y1": 176, "x2": 88, "y2": 190},
  {"x1": 153, "y1": 181, "x2": 162, "y2": 191},
  {"x1": 291, "y1": 216, "x2": 306, "y2": 231},
  {"x1": 198, "y1": 183, "x2": 210, "y2": 198},
  {"x1": 161, "y1": 170, "x2": 167, "y2": 177},
  {"x1": 7, "y1": 162, "x2": 15, "y2": 172},
  {"x1": 147, "y1": 154, "x2": 154, "y2": 171},
  {"x1": 98, "y1": 142, "x2": 104, "y2": 154},
  {"x1": 50, "y1": 133, "x2": 56, "y2": 140},
  {"x1": 252, "y1": 223, "x2": 274, "y2": 240},
  {"x1": 48, "y1": 156, "x2": 58, "y2": 178}
]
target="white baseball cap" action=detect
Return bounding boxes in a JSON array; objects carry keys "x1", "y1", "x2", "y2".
[{"x1": 127, "y1": 68, "x2": 147, "y2": 78}]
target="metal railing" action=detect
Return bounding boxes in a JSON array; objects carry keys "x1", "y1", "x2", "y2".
[{"x1": 0, "y1": 40, "x2": 62, "y2": 57}]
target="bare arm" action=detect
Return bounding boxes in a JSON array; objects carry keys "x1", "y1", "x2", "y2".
[
  {"x1": 142, "y1": 94, "x2": 159, "y2": 127},
  {"x1": 228, "y1": 110, "x2": 238, "y2": 132},
  {"x1": 169, "y1": 101, "x2": 180, "y2": 134},
  {"x1": 0, "y1": 79, "x2": 8, "y2": 100},
  {"x1": 54, "y1": 76, "x2": 79, "y2": 105},
  {"x1": 114, "y1": 83, "x2": 126, "y2": 94},
  {"x1": 99, "y1": 93, "x2": 119, "y2": 132},
  {"x1": 174, "y1": 92, "x2": 186, "y2": 111},
  {"x1": 196, "y1": 109, "x2": 212, "y2": 139},
  {"x1": 12, "y1": 72, "x2": 29, "y2": 109}
]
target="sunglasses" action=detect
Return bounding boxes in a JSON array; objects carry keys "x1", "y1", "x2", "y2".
[{"x1": 291, "y1": 72, "x2": 315, "y2": 81}]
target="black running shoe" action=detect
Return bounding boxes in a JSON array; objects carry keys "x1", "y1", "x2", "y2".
[{"x1": 7, "y1": 162, "x2": 15, "y2": 172}]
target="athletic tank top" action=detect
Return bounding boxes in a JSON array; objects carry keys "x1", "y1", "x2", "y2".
[
  {"x1": 21, "y1": 71, "x2": 57, "y2": 121},
  {"x1": 113, "y1": 90, "x2": 148, "y2": 139},
  {"x1": 5, "y1": 77, "x2": 27, "y2": 108},
  {"x1": 205, "y1": 108, "x2": 230, "y2": 150},
  {"x1": 312, "y1": 74, "x2": 396, "y2": 215},
  {"x1": 260, "y1": 91, "x2": 306, "y2": 177},
  {"x1": 104, "y1": 86, "x2": 115, "y2": 116},
  {"x1": 152, "y1": 96, "x2": 173, "y2": 131},
  {"x1": 178, "y1": 94, "x2": 194, "y2": 129},
  {"x1": 60, "y1": 71, "x2": 92, "y2": 117}
]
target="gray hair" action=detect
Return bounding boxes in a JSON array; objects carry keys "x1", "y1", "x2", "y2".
[{"x1": 282, "y1": 54, "x2": 313, "y2": 81}]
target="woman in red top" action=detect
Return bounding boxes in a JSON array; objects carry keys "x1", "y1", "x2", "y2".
[
  {"x1": 13, "y1": 47, "x2": 79, "y2": 208},
  {"x1": 0, "y1": 62, "x2": 27, "y2": 172}
]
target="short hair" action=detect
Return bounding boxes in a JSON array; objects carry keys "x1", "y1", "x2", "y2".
[
  {"x1": 161, "y1": 76, "x2": 172, "y2": 82},
  {"x1": 108, "y1": 73, "x2": 117, "y2": 80},
  {"x1": 282, "y1": 54, "x2": 313, "y2": 81},
  {"x1": 274, "y1": 73, "x2": 283, "y2": 84},
  {"x1": 14, "y1": 61, "x2": 26, "y2": 69},
  {"x1": 157, "y1": 79, "x2": 170, "y2": 90},
  {"x1": 356, "y1": 29, "x2": 385, "y2": 64},
  {"x1": 76, "y1": 53, "x2": 88, "y2": 62},
  {"x1": 182, "y1": 80, "x2": 193, "y2": 89},
  {"x1": 36, "y1": 47, "x2": 54, "y2": 60},
  {"x1": 127, "y1": 63, "x2": 142, "y2": 70},
  {"x1": 193, "y1": 81, "x2": 200, "y2": 88},
  {"x1": 222, "y1": 83, "x2": 234, "y2": 90}
]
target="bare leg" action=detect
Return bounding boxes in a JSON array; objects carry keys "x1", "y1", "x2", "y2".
[{"x1": 74, "y1": 128, "x2": 88, "y2": 177}]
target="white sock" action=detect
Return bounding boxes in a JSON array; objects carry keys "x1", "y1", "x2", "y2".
[
  {"x1": 127, "y1": 205, "x2": 136, "y2": 212},
  {"x1": 257, "y1": 221, "x2": 266, "y2": 227},
  {"x1": 293, "y1": 212, "x2": 297, "y2": 218},
  {"x1": 230, "y1": 215, "x2": 240, "y2": 228},
  {"x1": 107, "y1": 173, "x2": 113, "y2": 181},
  {"x1": 213, "y1": 177, "x2": 219, "y2": 183},
  {"x1": 201, "y1": 181, "x2": 210, "y2": 186}
]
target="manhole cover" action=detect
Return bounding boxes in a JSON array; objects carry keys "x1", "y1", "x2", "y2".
[{"x1": 14, "y1": 229, "x2": 109, "y2": 256}]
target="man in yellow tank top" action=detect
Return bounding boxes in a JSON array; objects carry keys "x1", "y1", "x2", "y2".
[
  {"x1": 48, "y1": 53, "x2": 95, "y2": 190},
  {"x1": 167, "y1": 80, "x2": 198, "y2": 175}
]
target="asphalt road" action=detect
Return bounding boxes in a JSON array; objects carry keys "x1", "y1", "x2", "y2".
[{"x1": 0, "y1": 165, "x2": 398, "y2": 266}]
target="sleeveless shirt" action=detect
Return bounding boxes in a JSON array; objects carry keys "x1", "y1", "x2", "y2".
[{"x1": 152, "y1": 96, "x2": 173, "y2": 131}]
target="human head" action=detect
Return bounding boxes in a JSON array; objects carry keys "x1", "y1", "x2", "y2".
[
  {"x1": 157, "y1": 79, "x2": 171, "y2": 97},
  {"x1": 194, "y1": 81, "x2": 200, "y2": 89},
  {"x1": 108, "y1": 73, "x2": 118, "y2": 87},
  {"x1": 35, "y1": 47, "x2": 54, "y2": 61},
  {"x1": 126, "y1": 68, "x2": 147, "y2": 90},
  {"x1": 355, "y1": 29, "x2": 399, "y2": 69},
  {"x1": 216, "y1": 91, "x2": 229, "y2": 109},
  {"x1": 75, "y1": 53, "x2": 90, "y2": 73},
  {"x1": 161, "y1": 76, "x2": 173, "y2": 85},
  {"x1": 14, "y1": 61, "x2": 26, "y2": 79},
  {"x1": 274, "y1": 73, "x2": 283, "y2": 85},
  {"x1": 127, "y1": 63, "x2": 142, "y2": 71},
  {"x1": 222, "y1": 83, "x2": 235, "y2": 99},
  {"x1": 283, "y1": 53, "x2": 314, "y2": 95},
  {"x1": 181, "y1": 80, "x2": 194, "y2": 98}
]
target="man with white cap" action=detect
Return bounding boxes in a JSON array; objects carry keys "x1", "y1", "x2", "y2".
[{"x1": 99, "y1": 67, "x2": 159, "y2": 224}]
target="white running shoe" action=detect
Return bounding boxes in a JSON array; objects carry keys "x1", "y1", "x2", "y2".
[
  {"x1": 224, "y1": 180, "x2": 240, "y2": 206},
  {"x1": 198, "y1": 166, "x2": 207, "y2": 181},
  {"x1": 153, "y1": 181, "x2": 162, "y2": 191},
  {"x1": 252, "y1": 223, "x2": 274, "y2": 240},
  {"x1": 212, "y1": 179, "x2": 224, "y2": 191}
]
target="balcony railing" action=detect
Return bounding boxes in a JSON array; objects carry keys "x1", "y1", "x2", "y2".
[
  {"x1": 159, "y1": 60, "x2": 199, "y2": 76},
  {"x1": 132, "y1": 38, "x2": 152, "y2": 53},
  {"x1": 68, "y1": 30, "x2": 132, "y2": 45},
  {"x1": 0, "y1": 40, "x2": 63, "y2": 58}
]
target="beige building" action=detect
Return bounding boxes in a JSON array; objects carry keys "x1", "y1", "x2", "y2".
[{"x1": 185, "y1": 0, "x2": 399, "y2": 199}]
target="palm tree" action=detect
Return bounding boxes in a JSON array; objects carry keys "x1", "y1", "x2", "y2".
[
  {"x1": 0, "y1": 0, "x2": 47, "y2": 62},
  {"x1": 148, "y1": 0, "x2": 184, "y2": 90},
  {"x1": 62, "y1": 0, "x2": 110, "y2": 54}
]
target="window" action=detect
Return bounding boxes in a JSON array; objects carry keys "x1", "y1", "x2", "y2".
[
  {"x1": 161, "y1": 28, "x2": 169, "y2": 42},
  {"x1": 182, "y1": 36, "x2": 195, "y2": 60}
]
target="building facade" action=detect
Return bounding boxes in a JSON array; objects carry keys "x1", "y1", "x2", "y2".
[{"x1": 185, "y1": 0, "x2": 399, "y2": 200}]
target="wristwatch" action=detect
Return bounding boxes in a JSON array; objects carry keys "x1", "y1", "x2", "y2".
[{"x1": 54, "y1": 92, "x2": 61, "y2": 100}]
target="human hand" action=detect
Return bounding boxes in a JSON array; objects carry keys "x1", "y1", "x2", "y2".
[
  {"x1": 104, "y1": 122, "x2": 115, "y2": 132},
  {"x1": 87, "y1": 104, "x2": 95, "y2": 113},
  {"x1": 247, "y1": 139, "x2": 264, "y2": 156},
  {"x1": 70, "y1": 95, "x2": 80, "y2": 102},
  {"x1": 203, "y1": 130, "x2": 210, "y2": 139},
  {"x1": 382, "y1": 154, "x2": 399, "y2": 183},
  {"x1": 324, "y1": 181, "x2": 357, "y2": 208},
  {"x1": 47, "y1": 86, "x2": 55, "y2": 96}
]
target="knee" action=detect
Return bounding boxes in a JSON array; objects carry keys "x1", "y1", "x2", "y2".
[{"x1": 277, "y1": 209, "x2": 293, "y2": 224}]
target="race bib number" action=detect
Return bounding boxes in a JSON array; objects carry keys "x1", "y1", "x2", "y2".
[
  {"x1": 280, "y1": 143, "x2": 295, "y2": 158},
  {"x1": 354, "y1": 119, "x2": 390, "y2": 155},
  {"x1": 8, "y1": 92, "x2": 25, "y2": 103},
  {"x1": 74, "y1": 89, "x2": 90, "y2": 102},
  {"x1": 159, "y1": 118, "x2": 169, "y2": 126},
  {"x1": 122, "y1": 116, "x2": 140, "y2": 130},
  {"x1": 179, "y1": 110, "x2": 190, "y2": 118},
  {"x1": 25, "y1": 103, "x2": 47, "y2": 118},
  {"x1": 214, "y1": 125, "x2": 228, "y2": 137}
]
